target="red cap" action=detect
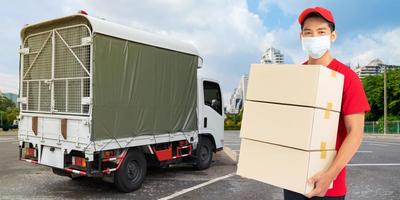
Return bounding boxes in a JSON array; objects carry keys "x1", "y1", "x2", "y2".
[
  {"x1": 298, "y1": 6, "x2": 335, "y2": 25},
  {"x1": 78, "y1": 10, "x2": 88, "y2": 15}
]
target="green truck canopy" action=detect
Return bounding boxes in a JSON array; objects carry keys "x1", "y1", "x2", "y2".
[{"x1": 91, "y1": 34, "x2": 198, "y2": 140}]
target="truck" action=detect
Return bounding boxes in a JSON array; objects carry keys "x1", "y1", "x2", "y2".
[{"x1": 17, "y1": 12, "x2": 224, "y2": 192}]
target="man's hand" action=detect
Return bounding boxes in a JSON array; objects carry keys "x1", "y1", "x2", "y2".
[
  {"x1": 305, "y1": 170, "x2": 335, "y2": 198},
  {"x1": 306, "y1": 113, "x2": 365, "y2": 198}
]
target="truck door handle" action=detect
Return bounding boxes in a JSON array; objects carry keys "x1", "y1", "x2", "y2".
[{"x1": 204, "y1": 117, "x2": 207, "y2": 128}]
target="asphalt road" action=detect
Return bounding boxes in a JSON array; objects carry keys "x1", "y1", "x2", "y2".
[
  {"x1": 0, "y1": 131, "x2": 399, "y2": 199},
  {"x1": 0, "y1": 132, "x2": 238, "y2": 200},
  {"x1": 224, "y1": 131, "x2": 400, "y2": 200}
]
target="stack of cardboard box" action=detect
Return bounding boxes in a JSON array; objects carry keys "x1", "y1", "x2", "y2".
[{"x1": 237, "y1": 64, "x2": 344, "y2": 194}]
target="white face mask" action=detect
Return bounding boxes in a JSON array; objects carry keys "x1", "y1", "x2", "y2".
[{"x1": 301, "y1": 35, "x2": 332, "y2": 59}]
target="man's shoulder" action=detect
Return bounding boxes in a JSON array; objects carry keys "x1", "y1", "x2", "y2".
[{"x1": 331, "y1": 59, "x2": 359, "y2": 80}]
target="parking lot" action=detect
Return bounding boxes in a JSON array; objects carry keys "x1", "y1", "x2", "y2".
[
  {"x1": 0, "y1": 130, "x2": 399, "y2": 199},
  {"x1": 224, "y1": 131, "x2": 400, "y2": 200}
]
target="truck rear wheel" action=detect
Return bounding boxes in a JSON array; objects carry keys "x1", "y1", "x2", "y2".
[
  {"x1": 114, "y1": 149, "x2": 147, "y2": 193},
  {"x1": 193, "y1": 137, "x2": 213, "y2": 170}
]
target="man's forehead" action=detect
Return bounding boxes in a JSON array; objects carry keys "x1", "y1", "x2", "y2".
[
  {"x1": 302, "y1": 18, "x2": 330, "y2": 30},
  {"x1": 303, "y1": 26, "x2": 329, "y2": 31}
]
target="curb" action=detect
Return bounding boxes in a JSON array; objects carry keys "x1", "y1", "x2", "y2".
[
  {"x1": 224, "y1": 130, "x2": 240, "y2": 132},
  {"x1": 223, "y1": 146, "x2": 239, "y2": 164},
  {"x1": 0, "y1": 133, "x2": 18, "y2": 137}
]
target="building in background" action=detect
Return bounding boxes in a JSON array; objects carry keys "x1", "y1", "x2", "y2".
[
  {"x1": 354, "y1": 58, "x2": 400, "y2": 78},
  {"x1": 227, "y1": 47, "x2": 285, "y2": 114},
  {"x1": 260, "y1": 47, "x2": 284, "y2": 64},
  {"x1": 228, "y1": 75, "x2": 248, "y2": 114},
  {"x1": 226, "y1": 56, "x2": 400, "y2": 116}
]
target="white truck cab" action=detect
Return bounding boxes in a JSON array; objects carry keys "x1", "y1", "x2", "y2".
[{"x1": 198, "y1": 77, "x2": 224, "y2": 151}]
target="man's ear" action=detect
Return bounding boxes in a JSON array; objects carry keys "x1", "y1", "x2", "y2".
[
  {"x1": 331, "y1": 31, "x2": 337, "y2": 43},
  {"x1": 299, "y1": 32, "x2": 303, "y2": 40}
]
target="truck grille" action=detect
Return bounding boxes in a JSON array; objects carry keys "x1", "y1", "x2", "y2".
[{"x1": 21, "y1": 24, "x2": 91, "y2": 115}]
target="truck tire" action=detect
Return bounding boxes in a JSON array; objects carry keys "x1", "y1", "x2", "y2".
[
  {"x1": 114, "y1": 149, "x2": 147, "y2": 193},
  {"x1": 193, "y1": 137, "x2": 213, "y2": 170}
]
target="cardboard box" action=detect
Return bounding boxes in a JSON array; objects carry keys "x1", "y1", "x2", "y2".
[
  {"x1": 240, "y1": 100, "x2": 339, "y2": 151},
  {"x1": 246, "y1": 64, "x2": 344, "y2": 112},
  {"x1": 237, "y1": 139, "x2": 336, "y2": 195}
]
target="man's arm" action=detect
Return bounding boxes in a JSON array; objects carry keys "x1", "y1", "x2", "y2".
[{"x1": 306, "y1": 112, "x2": 365, "y2": 198}]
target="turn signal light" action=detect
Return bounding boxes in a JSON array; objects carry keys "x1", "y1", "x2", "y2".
[
  {"x1": 25, "y1": 148, "x2": 36, "y2": 158},
  {"x1": 72, "y1": 156, "x2": 87, "y2": 168}
]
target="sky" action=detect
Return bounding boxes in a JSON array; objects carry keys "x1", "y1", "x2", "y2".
[{"x1": 1, "y1": 0, "x2": 400, "y2": 108}]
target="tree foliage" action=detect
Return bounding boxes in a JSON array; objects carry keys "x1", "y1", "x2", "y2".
[
  {"x1": 224, "y1": 109, "x2": 243, "y2": 130},
  {"x1": 362, "y1": 69, "x2": 400, "y2": 121},
  {"x1": 0, "y1": 95, "x2": 18, "y2": 129},
  {"x1": 0, "y1": 95, "x2": 15, "y2": 111}
]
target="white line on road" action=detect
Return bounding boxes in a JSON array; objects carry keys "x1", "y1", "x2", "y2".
[
  {"x1": 357, "y1": 150, "x2": 373, "y2": 153},
  {"x1": 158, "y1": 173, "x2": 235, "y2": 200},
  {"x1": 366, "y1": 143, "x2": 389, "y2": 147},
  {"x1": 364, "y1": 141, "x2": 400, "y2": 146},
  {"x1": 348, "y1": 163, "x2": 400, "y2": 167}
]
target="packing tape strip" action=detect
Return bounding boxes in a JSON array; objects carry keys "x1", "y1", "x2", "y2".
[
  {"x1": 324, "y1": 102, "x2": 333, "y2": 119},
  {"x1": 320, "y1": 142, "x2": 327, "y2": 159}
]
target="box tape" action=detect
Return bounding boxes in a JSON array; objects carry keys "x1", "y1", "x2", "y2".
[
  {"x1": 320, "y1": 142, "x2": 327, "y2": 159},
  {"x1": 324, "y1": 102, "x2": 333, "y2": 119}
]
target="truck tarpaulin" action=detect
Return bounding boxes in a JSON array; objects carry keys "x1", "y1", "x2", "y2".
[{"x1": 91, "y1": 34, "x2": 198, "y2": 140}]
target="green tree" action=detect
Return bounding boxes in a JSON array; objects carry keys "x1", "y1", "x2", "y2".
[
  {"x1": 224, "y1": 108, "x2": 244, "y2": 130},
  {"x1": 362, "y1": 69, "x2": 400, "y2": 121},
  {"x1": 0, "y1": 95, "x2": 16, "y2": 111},
  {"x1": 0, "y1": 96, "x2": 19, "y2": 131}
]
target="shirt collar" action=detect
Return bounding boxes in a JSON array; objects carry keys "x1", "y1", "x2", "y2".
[{"x1": 302, "y1": 58, "x2": 338, "y2": 71}]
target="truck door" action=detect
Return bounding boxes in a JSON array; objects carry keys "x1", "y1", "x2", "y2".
[
  {"x1": 201, "y1": 80, "x2": 224, "y2": 149},
  {"x1": 20, "y1": 25, "x2": 92, "y2": 115}
]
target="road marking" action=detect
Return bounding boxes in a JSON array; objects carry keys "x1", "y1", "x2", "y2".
[
  {"x1": 366, "y1": 143, "x2": 388, "y2": 147},
  {"x1": 348, "y1": 163, "x2": 400, "y2": 167},
  {"x1": 224, "y1": 143, "x2": 241, "y2": 146},
  {"x1": 357, "y1": 150, "x2": 373, "y2": 153},
  {"x1": 364, "y1": 141, "x2": 400, "y2": 146},
  {"x1": 225, "y1": 149, "x2": 374, "y2": 154},
  {"x1": 158, "y1": 173, "x2": 235, "y2": 200}
]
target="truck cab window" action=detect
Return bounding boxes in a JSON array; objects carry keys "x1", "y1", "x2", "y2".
[{"x1": 203, "y1": 81, "x2": 222, "y2": 115}]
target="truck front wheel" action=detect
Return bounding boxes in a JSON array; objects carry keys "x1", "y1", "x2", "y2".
[
  {"x1": 114, "y1": 149, "x2": 147, "y2": 193},
  {"x1": 193, "y1": 137, "x2": 214, "y2": 170}
]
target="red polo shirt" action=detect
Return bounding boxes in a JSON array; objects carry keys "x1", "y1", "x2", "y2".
[{"x1": 305, "y1": 59, "x2": 371, "y2": 197}]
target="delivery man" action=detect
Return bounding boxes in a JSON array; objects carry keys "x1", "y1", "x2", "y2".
[{"x1": 283, "y1": 7, "x2": 371, "y2": 200}]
